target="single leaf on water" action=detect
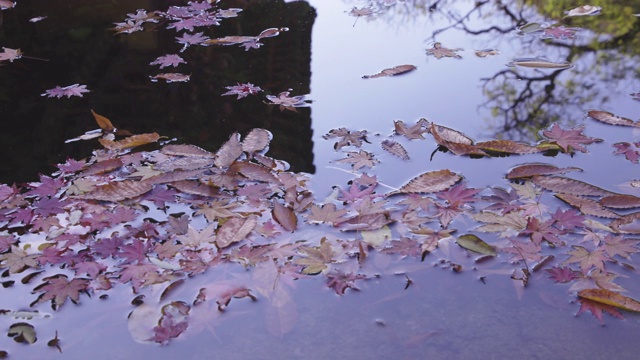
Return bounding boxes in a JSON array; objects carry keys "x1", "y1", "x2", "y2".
[
  {"x1": 242, "y1": 128, "x2": 271, "y2": 155},
  {"x1": 506, "y1": 163, "x2": 582, "y2": 180},
  {"x1": 429, "y1": 122, "x2": 474, "y2": 145},
  {"x1": 578, "y1": 289, "x2": 640, "y2": 312},
  {"x1": 426, "y1": 42, "x2": 462, "y2": 59},
  {"x1": 215, "y1": 132, "x2": 243, "y2": 168},
  {"x1": 272, "y1": 201, "x2": 297, "y2": 232},
  {"x1": 587, "y1": 110, "x2": 639, "y2": 127},
  {"x1": 91, "y1": 109, "x2": 115, "y2": 133},
  {"x1": 394, "y1": 119, "x2": 429, "y2": 140},
  {"x1": 455, "y1": 234, "x2": 496, "y2": 256},
  {"x1": 531, "y1": 175, "x2": 614, "y2": 197},
  {"x1": 99, "y1": 133, "x2": 160, "y2": 150},
  {"x1": 381, "y1": 139, "x2": 409, "y2": 160},
  {"x1": 8, "y1": 322, "x2": 36, "y2": 344},
  {"x1": 387, "y1": 170, "x2": 461, "y2": 196},
  {"x1": 600, "y1": 194, "x2": 640, "y2": 209},
  {"x1": 362, "y1": 64, "x2": 416, "y2": 79},
  {"x1": 541, "y1": 123, "x2": 602, "y2": 153},
  {"x1": 216, "y1": 216, "x2": 257, "y2": 249},
  {"x1": 506, "y1": 58, "x2": 573, "y2": 69}
]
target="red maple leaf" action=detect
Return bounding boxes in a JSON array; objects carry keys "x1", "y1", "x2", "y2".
[
  {"x1": 31, "y1": 274, "x2": 90, "y2": 310},
  {"x1": 326, "y1": 271, "x2": 366, "y2": 295},
  {"x1": 542, "y1": 123, "x2": 602, "y2": 153},
  {"x1": 550, "y1": 208, "x2": 585, "y2": 229},
  {"x1": 545, "y1": 266, "x2": 579, "y2": 283},
  {"x1": 520, "y1": 216, "x2": 563, "y2": 245},
  {"x1": 612, "y1": 142, "x2": 640, "y2": 164},
  {"x1": 576, "y1": 298, "x2": 624, "y2": 324}
]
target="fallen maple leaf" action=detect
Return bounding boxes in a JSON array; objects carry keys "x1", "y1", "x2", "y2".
[
  {"x1": 31, "y1": 274, "x2": 90, "y2": 310},
  {"x1": 336, "y1": 150, "x2": 379, "y2": 170},
  {"x1": 41, "y1": 84, "x2": 90, "y2": 98},
  {"x1": 426, "y1": 42, "x2": 462, "y2": 59},
  {"x1": 541, "y1": 123, "x2": 602, "y2": 153},
  {"x1": 150, "y1": 54, "x2": 186, "y2": 68}
]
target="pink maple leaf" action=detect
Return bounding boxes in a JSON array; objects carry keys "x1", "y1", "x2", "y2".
[
  {"x1": 150, "y1": 54, "x2": 186, "y2": 68},
  {"x1": 326, "y1": 271, "x2": 366, "y2": 295},
  {"x1": 118, "y1": 239, "x2": 151, "y2": 264},
  {"x1": 149, "y1": 316, "x2": 189, "y2": 345},
  {"x1": 520, "y1": 216, "x2": 563, "y2": 245},
  {"x1": 612, "y1": 142, "x2": 640, "y2": 164},
  {"x1": 541, "y1": 25, "x2": 579, "y2": 40},
  {"x1": 337, "y1": 182, "x2": 376, "y2": 203},
  {"x1": 175, "y1": 32, "x2": 210, "y2": 51},
  {"x1": 545, "y1": 266, "x2": 579, "y2": 283},
  {"x1": 436, "y1": 183, "x2": 481, "y2": 207},
  {"x1": 0, "y1": 234, "x2": 17, "y2": 253},
  {"x1": 221, "y1": 82, "x2": 263, "y2": 99},
  {"x1": 41, "y1": 84, "x2": 90, "y2": 98},
  {"x1": 27, "y1": 175, "x2": 66, "y2": 198},
  {"x1": 542, "y1": 123, "x2": 602, "y2": 153},
  {"x1": 551, "y1": 208, "x2": 584, "y2": 229},
  {"x1": 31, "y1": 274, "x2": 90, "y2": 310},
  {"x1": 576, "y1": 298, "x2": 624, "y2": 324},
  {"x1": 118, "y1": 263, "x2": 158, "y2": 293}
]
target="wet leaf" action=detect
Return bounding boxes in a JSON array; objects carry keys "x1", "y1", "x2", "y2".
[
  {"x1": 99, "y1": 133, "x2": 160, "y2": 150},
  {"x1": 578, "y1": 289, "x2": 640, "y2": 312},
  {"x1": 149, "y1": 73, "x2": 190, "y2": 83},
  {"x1": 296, "y1": 238, "x2": 334, "y2": 275},
  {"x1": 31, "y1": 274, "x2": 90, "y2": 310},
  {"x1": 475, "y1": 140, "x2": 542, "y2": 155},
  {"x1": 506, "y1": 163, "x2": 582, "y2": 179},
  {"x1": 8, "y1": 322, "x2": 36, "y2": 344},
  {"x1": 474, "y1": 49, "x2": 499, "y2": 57},
  {"x1": 426, "y1": 42, "x2": 462, "y2": 59},
  {"x1": 556, "y1": 194, "x2": 620, "y2": 219},
  {"x1": 506, "y1": 58, "x2": 572, "y2": 69},
  {"x1": 387, "y1": 170, "x2": 461, "y2": 196},
  {"x1": 531, "y1": 176, "x2": 614, "y2": 197},
  {"x1": 216, "y1": 216, "x2": 257, "y2": 249},
  {"x1": 600, "y1": 194, "x2": 640, "y2": 209},
  {"x1": 215, "y1": 132, "x2": 243, "y2": 168},
  {"x1": 91, "y1": 109, "x2": 115, "y2": 133},
  {"x1": 564, "y1": 5, "x2": 602, "y2": 17},
  {"x1": 381, "y1": 139, "x2": 410, "y2": 160},
  {"x1": 587, "y1": 110, "x2": 639, "y2": 127},
  {"x1": 73, "y1": 180, "x2": 154, "y2": 202},
  {"x1": 610, "y1": 212, "x2": 640, "y2": 233},
  {"x1": 242, "y1": 128, "x2": 271, "y2": 155},
  {"x1": 272, "y1": 201, "x2": 297, "y2": 232},
  {"x1": 516, "y1": 22, "x2": 544, "y2": 35},
  {"x1": 455, "y1": 234, "x2": 496, "y2": 256},
  {"x1": 541, "y1": 123, "x2": 602, "y2": 153},
  {"x1": 362, "y1": 64, "x2": 416, "y2": 79}
]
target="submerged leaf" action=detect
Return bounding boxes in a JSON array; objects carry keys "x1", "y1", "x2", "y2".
[
  {"x1": 556, "y1": 194, "x2": 620, "y2": 219},
  {"x1": 456, "y1": 234, "x2": 496, "y2": 256},
  {"x1": 564, "y1": 5, "x2": 602, "y2": 17}
]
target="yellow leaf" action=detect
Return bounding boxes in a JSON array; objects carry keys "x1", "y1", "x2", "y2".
[{"x1": 578, "y1": 288, "x2": 640, "y2": 312}]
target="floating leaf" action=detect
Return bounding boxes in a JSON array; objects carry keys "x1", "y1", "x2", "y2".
[
  {"x1": 474, "y1": 49, "x2": 499, "y2": 57},
  {"x1": 387, "y1": 170, "x2": 461, "y2": 196},
  {"x1": 429, "y1": 123, "x2": 474, "y2": 145},
  {"x1": 215, "y1": 132, "x2": 243, "y2": 168},
  {"x1": 99, "y1": 133, "x2": 160, "y2": 150},
  {"x1": 516, "y1": 22, "x2": 544, "y2": 35},
  {"x1": 506, "y1": 58, "x2": 573, "y2": 69},
  {"x1": 381, "y1": 139, "x2": 409, "y2": 160},
  {"x1": 531, "y1": 176, "x2": 614, "y2": 197},
  {"x1": 455, "y1": 234, "x2": 497, "y2": 256},
  {"x1": 242, "y1": 128, "x2": 271, "y2": 155},
  {"x1": 541, "y1": 123, "x2": 602, "y2": 153},
  {"x1": 506, "y1": 163, "x2": 582, "y2": 179},
  {"x1": 272, "y1": 201, "x2": 297, "y2": 232},
  {"x1": 8, "y1": 322, "x2": 36, "y2": 344},
  {"x1": 149, "y1": 73, "x2": 190, "y2": 83},
  {"x1": 216, "y1": 216, "x2": 257, "y2": 249},
  {"x1": 362, "y1": 64, "x2": 416, "y2": 79},
  {"x1": 73, "y1": 179, "x2": 154, "y2": 202},
  {"x1": 296, "y1": 238, "x2": 334, "y2": 275},
  {"x1": 556, "y1": 194, "x2": 620, "y2": 219},
  {"x1": 578, "y1": 289, "x2": 640, "y2": 312},
  {"x1": 161, "y1": 144, "x2": 214, "y2": 157},
  {"x1": 600, "y1": 195, "x2": 640, "y2": 209},
  {"x1": 610, "y1": 212, "x2": 640, "y2": 233},
  {"x1": 564, "y1": 5, "x2": 602, "y2": 17},
  {"x1": 426, "y1": 42, "x2": 462, "y2": 59},
  {"x1": 587, "y1": 110, "x2": 639, "y2": 127},
  {"x1": 475, "y1": 140, "x2": 542, "y2": 155},
  {"x1": 91, "y1": 109, "x2": 115, "y2": 133}
]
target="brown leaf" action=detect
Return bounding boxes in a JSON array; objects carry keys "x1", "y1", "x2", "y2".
[
  {"x1": 161, "y1": 144, "x2": 214, "y2": 157},
  {"x1": 426, "y1": 42, "x2": 462, "y2": 59},
  {"x1": 362, "y1": 64, "x2": 416, "y2": 79},
  {"x1": 230, "y1": 162, "x2": 279, "y2": 183},
  {"x1": 475, "y1": 140, "x2": 543, "y2": 155},
  {"x1": 99, "y1": 133, "x2": 160, "y2": 150},
  {"x1": 578, "y1": 289, "x2": 640, "y2": 312},
  {"x1": 242, "y1": 128, "x2": 271, "y2": 155},
  {"x1": 587, "y1": 110, "x2": 639, "y2": 127},
  {"x1": 429, "y1": 123, "x2": 474, "y2": 145},
  {"x1": 272, "y1": 201, "x2": 297, "y2": 232},
  {"x1": 154, "y1": 157, "x2": 213, "y2": 172},
  {"x1": 532, "y1": 176, "x2": 615, "y2": 197},
  {"x1": 168, "y1": 180, "x2": 224, "y2": 197},
  {"x1": 91, "y1": 109, "x2": 115, "y2": 133},
  {"x1": 610, "y1": 212, "x2": 640, "y2": 234},
  {"x1": 506, "y1": 163, "x2": 582, "y2": 179},
  {"x1": 600, "y1": 194, "x2": 640, "y2": 209},
  {"x1": 555, "y1": 194, "x2": 620, "y2": 219},
  {"x1": 79, "y1": 158, "x2": 123, "y2": 177},
  {"x1": 73, "y1": 180, "x2": 153, "y2": 201},
  {"x1": 387, "y1": 170, "x2": 461, "y2": 196},
  {"x1": 216, "y1": 216, "x2": 257, "y2": 249},
  {"x1": 215, "y1": 132, "x2": 243, "y2": 168},
  {"x1": 381, "y1": 139, "x2": 410, "y2": 160}
]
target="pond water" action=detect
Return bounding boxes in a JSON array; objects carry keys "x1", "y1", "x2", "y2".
[{"x1": 2, "y1": 0, "x2": 640, "y2": 359}]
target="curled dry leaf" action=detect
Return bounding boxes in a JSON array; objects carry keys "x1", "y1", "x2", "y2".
[
  {"x1": 386, "y1": 169, "x2": 461, "y2": 196},
  {"x1": 99, "y1": 133, "x2": 160, "y2": 150},
  {"x1": 91, "y1": 109, "x2": 116, "y2": 133},
  {"x1": 426, "y1": 42, "x2": 462, "y2": 59},
  {"x1": 506, "y1": 163, "x2": 582, "y2": 180},
  {"x1": 242, "y1": 128, "x2": 271, "y2": 155},
  {"x1": 362, "y1": 64, "x2": 416, "y2": 79},
  {"x1": 587, "y1": 110, "x2": 639, "y2": 127},
  {"x1": 381, "y1": 139, "x2": 409, "y2": 160},
  {"x1": 531, "y1": 176, "x2": 615, "y2": 197}
]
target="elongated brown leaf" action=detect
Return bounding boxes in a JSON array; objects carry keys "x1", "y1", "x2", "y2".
[
  {"x1": 429, "y1": 123, "x2": 474, "y2": 145},
  {"x1": 578, "y1": 289, "x2": 640, "y2": 312},
  {"x1": 99, "y1": 133, "x2": 160, "y2": 151},
  {"x1": 610, "y1": 212, "x2": 640, "y2": 234},
  {"x1": 506, "y1": 163, "x2": 582, "y2": 179},
  {"x1": 475, "y1": 140, "x2": 542, "y2": 155},
  {"x1": 555, "y1": 194, "x2": 620, "y2": 219},
  {"x1": 73, "y1": 180, "x2": 153, "y2": 201},
  {"x1": 272, "y1": 201, "x2": 297, "y2": 232},
  {"x1": 532, "y1": 176, "x2": 615, "y2": 197},
  {"x1": 216, "y1": 216, "x2": 257, "y2": 248},
  {"x1": 215, "y1": 132, "x2": 243, "y2": 168},
  {"x1": 587, "y1": 110, "x2": 639, "y2": 127},
  {"x1": 168, "y1": 180, "x2": 224, "y2": 197},
  {"x1": 362, "y1": 64, "x2": 416, "y2": 79},
  {"x1": 230, "y1": 162, "x2": 279, "y2": 183},
  {"x1": 387, "y1": 170, "x2": 461, "y2": 196},
  {"x1": 161, "y1": 144, "x2": 214, "y2": 157},
  {"x1": 600, "y1": 195, "x2": 640, "y2": 209},
  {"x1": 154, "y1": 157, "x2": 213, "y2": 172},
  {"x1": 381, "y1": 139, "x2": 409, "y2": 160},
  {"x1": 145, "y1": 169, "x2": 205, "y2": 185},
  {"x1": 242, "y1": 128, "x2": 271, "y2": 155},
  {"x1": 79, "y1": 158, "x2": 123, "y2": 177}
]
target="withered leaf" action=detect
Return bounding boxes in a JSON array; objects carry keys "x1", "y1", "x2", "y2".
[
  {"x1": 296, "y1": 238, "x2": 334, "y2": 275},
  {"x1": 555, "y1": 194, "x2": 620, "y2": 219},
  {"x1": 532, "y1": 176, "x2": 615, "y2": 197},
  {"x1": 456, "y1": 234, "x2": 497, "y2": 256},
  {"x1": 394, "y1": 119, "x2": 429, "y2": 140},
  {"x1": 578, "y1": 289, "x2": 640, "y2": 313},
  {"x1": 426, "y1": 42, "x2": 462, "y2": 59},
  {"x1": 429, "y1": 123, "x2": 474, "y2": 145},
  {"x1": 242, "y1": 128, "x2": 271, "y2": 155},
  {"x1": 91, "y1": 109, "x2": 115, "y2": 133},
  {"x1": 387, "y1": 170, "x2": 461, "y2": 196},
  {"x1": 215, "y1": 132, "x2": 243, "y2": 168},
  {"x1": 169, "y1": 180, "x2": 222, "y2": 197},
  {"x1": 216, "y1": 216, "x2": 257, "y2": 249},
  {"x1": 381, "y1": 139, "x2": 409, "y2": 160},
  {"x1": 600, "y1": 195, "x2": 640, "y2": 209},
  {"x1": 506, "y1": 163, "x2": 582, "y2": 180},
  {"x1": 99, "y1": 133, "x2": 160, "y2": 150},
  {"x1": 73, "y1": 180, "x2": 154, "y2": 202},
  {"x1": 272, "y1": 201, "x2": 297, "y2": 232},
  {"x1": 230, "y1": 162, "x2": 279, "y2": 183},
  {"x1": 362, "y1": 64, "x2": 416, "y2": 79},
  {"x1": 161, "y1": 144, "x2": 214, "y2": 157},
  {"x1": 154, "y1": 157, "x2": 213, "y2": 172},
  {"x1": 475, "y1": 140, "x2": 542, "y2": 155},
  {"x1": 587, "y1": 110, "x2": 639, "y2": 127},
  {"x1": 79, "y1": 158, "x2": 123, "y2": 177},
  {"x1": 610, "y1": 212, "x2": 640, "y2": 234}
]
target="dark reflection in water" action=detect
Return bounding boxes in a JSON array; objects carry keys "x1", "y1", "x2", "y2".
[{"x1": 0, "y1": 0, "x2": 316, "y2": 183}]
